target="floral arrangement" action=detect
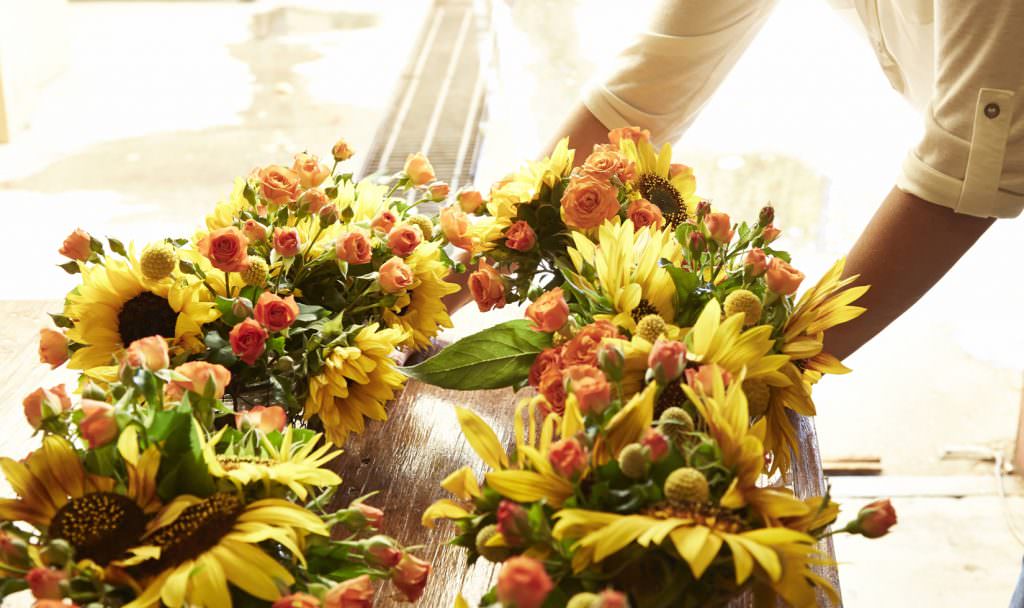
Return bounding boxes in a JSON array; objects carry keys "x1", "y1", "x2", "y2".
[
  {"x1": 3, "y1": 336, "x2": 430, "y2": 607},
  {"x1": 411, "y1": 128, "x2": 896, "y2": 606},
  {"x1": 43, "y1": 141, "x2": 458, "y2": 446}
]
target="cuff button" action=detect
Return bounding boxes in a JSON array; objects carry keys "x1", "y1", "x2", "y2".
[{"x1": 984, "y1": 103, "x2": 1001, "y2": 119}]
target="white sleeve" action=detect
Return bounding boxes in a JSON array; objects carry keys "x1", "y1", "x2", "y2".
[
  {"x1": 583, "y1": 0, "x2": 780, "y2": 142},
  {"x1": 896, "y1": 0, "x2": 1024, "y2": 218}
]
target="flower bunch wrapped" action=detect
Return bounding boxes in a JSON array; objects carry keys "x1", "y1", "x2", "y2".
[
  {"x1": 3, "y1": 336, "x2": 430, "y2": 607},
  {"x1": 407, "y1": 129, "x2": 867, "y2": 474},
  {"x1": 423, "y1": 361, "x2": 893, "y2": 607},
  {"x1": 44, "y1": 141, "x2": 459, "y2": 446}
]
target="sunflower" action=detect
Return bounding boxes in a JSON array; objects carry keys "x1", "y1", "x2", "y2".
[
  {"x1": 200, "y1": 424, "x2": 342, "y2": 500},
  {"x1": 567, "y1": 220, "x2": 683, "y2": 333},
  {"x1": 304, "y1": 323, "x2": 409, "y2": 446},
  {"x1": 617, "y1": 138, "x2": 699, "y2": 228},
  {"x1": 382, "y1": 242, "x2": 459, "y2": 349},
  {"x1": 122, "y1": 494, "x2": 327, "y2": 608},
  {"x1": 337, "y1": 179, "x2": 392, "y2": 223},
  {"x1": 0, "y1": 434, "x2": 159, "y2": 566},
  {"x1": 204, "y1": 177, "x2": 252, "y2": 232},
  {"x1": 685, "y1": 299, "x2": 790, "y2": 386},
  {"x1": 64, "y1": 253, "x2": 218, "y2": 371},
  {"x1": 486, "y1": 138, "x2": 575, "y2": 226}
]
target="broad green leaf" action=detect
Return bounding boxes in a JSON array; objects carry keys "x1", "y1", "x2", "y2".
[{"x1": 400, "y1": 320, "x2": 551, "y2": 389}]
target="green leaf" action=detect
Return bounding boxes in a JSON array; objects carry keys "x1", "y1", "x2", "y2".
[
  {"x1": 49, "y1": 313, "x2": 74, "y2": 329},
  {"x1": 108, "y1": 238, "x2": 127, "y2": 257},
  {"x1": 763, "y1": 247, "x2": 792, "y2": 263},
  {"x1": 400, "y1": 320, "x2": 552, "y2": 389},
  {"x1": 58, "y1": 261, "x2": 81, "y2": 275}
]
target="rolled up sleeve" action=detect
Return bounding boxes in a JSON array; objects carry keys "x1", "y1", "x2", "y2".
[
  {"x1": 583, "y1": 0, "x2": 779, "y2": 143},
  {"x1": 897, "y1": 0, "x2": 1024, "y2": 218}
]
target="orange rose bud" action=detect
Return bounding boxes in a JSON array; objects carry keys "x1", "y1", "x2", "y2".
[
  {"x1": 292, "y1": 153, "x2": 331, "y2": 189},
  {"x1": 456, "y1": 188, "x2": 484, "y2": 213},
  {"x1": 332, "y1": 138, "x2": 355, "y2": 162},
  {"x1": 549, "y1": 437, "x2": 588, "y2": 479},
  {"x1": 370, "y1": 210, "x2": 398, "y2": 234},
  {"x1": 497, "y1": 558, "x2": 553, "y2": 608},
  {"x1": 299, "y1": 188, "x2": 331, "y2": 214},
  {"x1": 254, "y1": 292, "x2": 300, "y2": 332},
  {"x1": 684, "y1": 364, "x2": 732, "y2": 394},
  {"x1": 608, "y1": 126, "x2": 651, "y2": 146},
  {"x1": 538, "y1": 369, "x2": 567, "y2": 414},
  {"x1": 440, "y1": 206, "x2": 473, "y2": 250},
  {"x1": 235, "y1": 404, "x2": 287, "y2": 433},
  {"x1": 336, "y1": 231, "x2": 372, "y2": 265},
  {"x1": 324, "y1": 574, "x2": 375, "y2": 608},
  {"x1": 762, "y1": 223, "x2": 781, "y2": 243},
  {"x1": 583, "y1": 144, "x2": 637, "y2": 183},
  {"x1": 355, "y1": 502, "x2": 384, "y2": 529},
  {"x1": 198, "y1": 227, "x2": 250, "y2": 273},
  {"x1": 429, "y1": 181, "x2": 450, "y2": 201},
  {"x1": 744, "y1": 248, "x2": 769, "y2": 277},
  {"x1": 80, "y1": 399, "x2": 119, "y2": 448},
  {"x1": 705, "y1": 212, "x2": 734, "y2": 244},
  {"x1": 847, "y1": 498, "x2": 897, "y2": 538},
  {"x1": 59, "y1": 228, "x2": 93, "y2": 261},
  {"x1": 597, "y1": 589, "x2": 629, "y2": 608},
  {"x1": 565, "y1": 364, "x2": 611, "y2": 415},
  {"x1": 379, "y1": 257, "x2": 414, "y2": 293},
  {"x1": 468, "y1": 260, "x2": 506, "y2": 312},
  {"x1": 258, "y1": 165, "x2": 302, "y2": 206},
  {"x1": 765, "y1": 258, "x2": 804, "y2": 295},
  {"x1": 124, "y1": 336, "x2": 170, "y2": 371},
  {"x1": 561, "y1": 173, "x2": 621, "y2": 229},
  {"x1": 648, "y1": 338, "x2": 687, "y2": 383},
  {"x1": 391, "y1": 553, "x2": 431, "y2": 602},
  {"x1": 504, "y1": 220, "x2": 537, "y2": 252},
  {"x1": 525, "y1": 287, "x2": 569, "y2": 333},
  {"x1": 273, "y1": 227, "x2": 302, "y2": 258},
  {"x1": 242, "y1": 219, "x2": 268, "y2": 242},
  {"x1": 166, "y1": 361, "x2": 232, "y2": 400},
  {"x1": 22, "y1": 385, "x2": 72, "y2": 429},
  {"x1": 273, "y1": 593, "x2": 321, "y2": 608},
  {"x1": 497, "y1": 500, "x2": 530, "y2": 546},
  {"x1": 387, "y1": 224, "x2": 422, "y2": 257},
  {"x1": 365, "y1": 536, "x2": 402, "y2": 568},
  {"x1": 38, "y1": 329, "x2": 68, "y2": 368},
  {"x1": 626, "y1": 198, "x2": 664, "y2": 230},
  {"x1": 403, "y1": 153, "x2": 436, "y2": 186},
  {"x1": 26, "y1": 567, "x2": 66, "y2": 600},
  {"x1": 563, "y1": 320, "x2": 621, "y2": 367},
  {"x1": 642, "y1": 428, "x2": 669, "y2": 461},
  {"x1": 229, "y1": 318, "x2": 268, "y2": 365}
]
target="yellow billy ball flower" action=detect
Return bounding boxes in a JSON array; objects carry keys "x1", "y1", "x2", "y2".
[
  {"x1": 475, "y1": 524, "x2": 511, "y2": 563},
  {"x1": 618, "y1": 443, "x2": 650, "y2": 479},
  {"x1": 658, "y1": 406, "x2": 694, "y2": 446},
  {"x1": 140, "y1": 242, "x2": 177, "y2": 281},
  {"x1": 635, "y1": 314, "x2": 666, "y2": 343},
  {"x1": 664, "y1": 467, "x2": 710, "y2": 506},
  {"x1": 406, "y1": 215, "x2": 434, "y2": 240},
  {"x1": 723, "y1": 289, "x2": 763, "y2": 326},
  {"x1": 743, "y1": 378, "x2": 771, "y2": 417},
  {"x1": 567, "y1": 593, "x2": 601, "y2": 608},
  {"x1": 241, "y1": 257, "x2": 269, "y2": 286}
]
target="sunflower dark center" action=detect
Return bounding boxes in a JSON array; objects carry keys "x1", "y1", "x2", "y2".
[
  {"x1": 49, "y1": 492, "x2": 146, "y2": 566},
  {"x1": 132, "y1": 493, "x2": 242, "y2": 577},
  {"x1": 637, "y1": 173, "x2": 686, "y2": 227},
  {"x1": 218, "y1": 455, "x2": 275, "y2": 471},
  {"x1": 655, "y1": 380, "x2": 688, "y2": 419},
  {"x1": 631, "y1": 299, "x2": 660, "y2": 324},
  {"x1": 642, "y1": 501, "x2": 747, "y2": 534},
  {"x1": 117, "y1": 291, "x2": 177, "y2": 346}
]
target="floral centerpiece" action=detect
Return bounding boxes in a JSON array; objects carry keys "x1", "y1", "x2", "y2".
[
  {"x1": 3, "y1": 336, "x2": 430, "y2": 607},
  {"x1": 44, "y1": 141, "x2": 458, "y2": 446}
]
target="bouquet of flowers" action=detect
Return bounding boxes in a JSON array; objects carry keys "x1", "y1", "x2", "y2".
[
  {"x1": 424, "y1": 370, "x2": 895, "y2": 608},
  {"x1": 408, "y1": 129, "x2": 865, "y2": 474},
  {"x1": 43, "y1": 141, "x2": 459, "y2": 446},
  {"x1": 3, "y1": 336, "x2": 430, "y2": 607}
]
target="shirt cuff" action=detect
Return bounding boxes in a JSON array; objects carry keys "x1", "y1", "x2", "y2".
[{"x1": 897, "y1": 151, "x2": 1024, "y2": 219}]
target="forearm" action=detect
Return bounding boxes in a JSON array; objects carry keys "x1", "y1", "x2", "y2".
[
  {"x1": 824, "y1": 187, "x2": 993, "y2": 360},
  {"x1": 544, "y1": 103, "x2": 610, "y2": 162}
]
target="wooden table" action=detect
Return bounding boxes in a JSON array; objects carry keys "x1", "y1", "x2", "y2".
[{"x1": 331, "y1": 379, "x2": 842, "y2": 607}]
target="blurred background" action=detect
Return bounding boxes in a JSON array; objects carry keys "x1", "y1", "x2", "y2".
[{"x1": 1, "y1": 0, "x2": 1022, "y2": 605}]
